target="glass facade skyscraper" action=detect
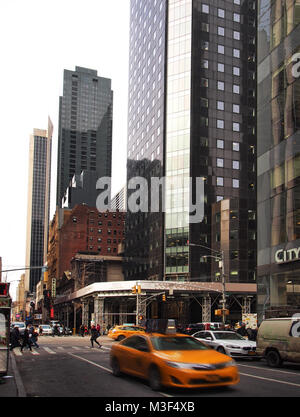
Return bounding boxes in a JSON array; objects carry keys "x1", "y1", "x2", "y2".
[
  {"x1": 25, "y1": 121, "x2": 52, "y2": 293},
  {"x1": 257, "y1": 0, "x2": 300, "y2": 320},
  {"x1": 125, "y1": 0, "x2": 257, "y2": 320},
  {"x1": 56, "y1": 66, "x2": 113, "y2": 207}
]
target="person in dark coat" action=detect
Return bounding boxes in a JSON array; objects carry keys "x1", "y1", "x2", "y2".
[
  {"x1": 90, "y1": 325, "x2": 102, "y2": 348},
  {"x1": 80, "y1": 324, "x2": 85, "y2": 337},
  {"x1": 237, "y1": 323, "x2": 248, "y2": 337},
  {"x1": 10, "y1": 326, "x2": 21, "y2": 350},
  {"x1": 21, "y1": 327, "x2": 32, "y2": 352},
  {"x1": 29, "y1": 326, "x2": 39, "y2": 348}
]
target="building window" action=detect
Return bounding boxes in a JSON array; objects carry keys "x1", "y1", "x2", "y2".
[
  {"x1": 218, "y1": 8, "x2": 225, "y2": 18},
  {"x1": 217, "y1": 177, "x2": 224, "y2": 187},
  {"x1": 233, "y1": 13, "x2": 240, "y2": 22},
  {"x1": 233, "y1": 122, "x2": 240, "y2": 132},
  {"x1": 233, "y1": 104, "x2": 240, "y2": 113},
  {"x1": 233, "y1": 30, "x2": 240, "y2": 40},
  {"x1": 217, "y1": 101, "x2": 225, "y2": 111},
  {"x1": 218, "y1": 80, "x2": 225, "y2": 90},
  {"x1": 233, "y1": 84, "x2": 240, "y2": 94},
  {"x1": 233, "y1": 48, "x2": 240, "y2": 58},
  {"x1": 218, "y1": 45, "x2": 225, "y2": 54},
  {"x1": 217, "y1": 139, "x2": 224, "y2": 149},
  {"x1": 233, "y1": 179, "x2": 240, "y2": 188},
  {"x1": 233, "y1": 160, "x2": 240, "y2": 170},
  {"x1": 218, "y1": 26, "x2": 225, "y2": 36},
  {"x1": 202, "y1": 4, "x2": 209, "y2": 13},
  {"x1": 218, "y1": 64, "x2": 225, "y2": 73},
  {"x1": 217, "y1": 119, "x2": 224, "y2": 129},
  {"x1": 233, "y1": 142, "x2": 240, "y2": 151},
  {"x1": 217, "y1": 158, "x2": 224, "y2": 168}
]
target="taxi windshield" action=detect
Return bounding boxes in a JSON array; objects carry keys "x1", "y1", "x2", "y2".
[{"x1": 151, "y1": 336, "x2": 209, "y2": 351}]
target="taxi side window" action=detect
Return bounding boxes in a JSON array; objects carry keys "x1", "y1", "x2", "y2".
[{"x1": 122, "y1": 336, "x2": 149, "y2": 352}]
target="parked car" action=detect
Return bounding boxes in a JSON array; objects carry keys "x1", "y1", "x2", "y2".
[
  {"x1": 256, "y1": 317, "x2": 300, "y2": 367},
  {"x1": 192, "y1": 330, "x2": 257, "y2": 359},
  {"x1": 10, "y1": 321, "x2": 26, "y2": 336},
  {"x1": 182, "y1": 323, "x2": 205, "y2": 335},
  {"x1": 39, "y1": 324, "x2": 53, "y2": 335}
]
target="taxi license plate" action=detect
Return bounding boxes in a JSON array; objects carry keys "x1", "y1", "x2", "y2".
[{"x1": 206, "y1": 375, "x2": 220, "y2": 382}]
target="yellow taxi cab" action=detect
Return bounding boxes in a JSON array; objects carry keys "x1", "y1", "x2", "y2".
[
  {"x1": 110, "y1": 320, "x2": 240, "y2": 391},
  {"x1": 108, "y1": 324, "x2": 145, "y2": 341},
  {"x1": 110, "y1": 319, "x2": 239, "y2": 390}
]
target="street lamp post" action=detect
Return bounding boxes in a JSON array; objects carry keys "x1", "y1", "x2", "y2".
[{"x1": 189, "y1": 243, "x2": 227, "y2": 326}]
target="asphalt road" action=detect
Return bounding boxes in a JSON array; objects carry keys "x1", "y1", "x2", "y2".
[{"x1": 12, "y1": 335, "x2": 300, "y2": 399}]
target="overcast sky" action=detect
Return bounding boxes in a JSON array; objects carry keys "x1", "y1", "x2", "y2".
[{"x1": 0, "y1": 0, "x2": 130, "y2": 300}]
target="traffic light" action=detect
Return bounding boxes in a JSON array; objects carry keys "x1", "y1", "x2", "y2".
[
  {"x1": 0, "y1": 283, "x2": 9, "y2": 297},
  {"x1": 132, "y1": 286, "x2": 137, "y2": 294},
  {"x1": 137, "y1": 285, "x2": 142, "y2": 294},
  {"x1": 215, "y1": 309, "x2": 222, "y2": 316},
  {"x1": 162, "y1": 293, "x2": 166, "y2": 302}
]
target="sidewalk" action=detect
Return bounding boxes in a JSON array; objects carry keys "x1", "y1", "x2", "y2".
[{"x1": 0, "y1": 351, "x2": 26, "y2": 397}]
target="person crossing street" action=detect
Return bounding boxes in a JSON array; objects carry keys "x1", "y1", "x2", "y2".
[{"x1": 90, "y1": 325, "x2": 102, "y2": 348}]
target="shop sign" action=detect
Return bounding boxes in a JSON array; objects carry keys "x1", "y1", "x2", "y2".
[{"x1": 275, "y1": 247, "x2": 300, "y2": 264}]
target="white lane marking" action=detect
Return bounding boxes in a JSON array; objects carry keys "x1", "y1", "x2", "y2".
[
  {"x1": 72, "y1": 347, "x2": 82, "y2": 350},
  {"x1": 239, "y1": 363, "x2": 300, "y2": 377},
  {"x1": 31, "y1": 350, "x2": 40, "y2": 355},
  {"x1": 43, "y1": 347, "x2": 56, "y2": 354},
  {"x1": 68, "y1": 353, "x2": 112, "y2": 372},
  {"x1": 68, "y1": 353, "x2": 172, "y2": 398},
  {"x1": 240, "y1": 372, "x2": 300, "y2": 388},
  {"x1": 14, "y1": 350, "x2": 23, "y2": 356}
]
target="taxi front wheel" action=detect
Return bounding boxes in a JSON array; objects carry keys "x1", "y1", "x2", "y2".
[{"x1": 148, "y1": 366, "x2": 162, "y2": 391}]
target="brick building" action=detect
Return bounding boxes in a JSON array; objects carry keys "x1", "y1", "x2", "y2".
[{"x1": 47, "y1": 204, "x2": 125, "y2": 285}]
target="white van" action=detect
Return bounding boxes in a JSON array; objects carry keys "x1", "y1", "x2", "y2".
[{"x1": 256, "y1": 317, "x2": 300, "y2": 367}]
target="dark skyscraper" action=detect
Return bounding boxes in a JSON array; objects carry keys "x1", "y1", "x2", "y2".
[
  {"x1": 25, "y1": 120, "x2": 52, "y2": 293},
  {"x1": 257, "y1": 0, "x2": 300, "y2": 320},
  {"x1": 125, "y1": 0, "x2": 257, "y2": 319},
  {"x1": 56, "y1": 66, "x2": 113, "y2": 207}
]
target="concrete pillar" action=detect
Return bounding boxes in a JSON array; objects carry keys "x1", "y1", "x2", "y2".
[
  {"x1": 82, "y1": 300, "x2": 89, "y2": 326},
  {"x1": 119, "y1": 301, "x2": 127, "y2": 324},
  {"x1": 202, "y1": 295, "x2": 212, "y2": 323},
  {"x1": 94, "y1": 297, "x2": 105, "y2": 334}
]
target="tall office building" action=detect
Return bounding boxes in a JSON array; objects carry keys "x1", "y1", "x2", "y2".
[
  {"x1": 25, "y1": 119, "x2": 52, "y2": 293},
  {"x1": 125, "y1": 0, "x2": 257, "y2": 318},
  {"x1": 56, "y1": 66, "x2": 113, "y2": 207},
  {"x1": 257, "y1": 1, "x2": 300, "y2": 320}
]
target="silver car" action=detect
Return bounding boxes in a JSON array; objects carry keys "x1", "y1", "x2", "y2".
[{"x1": 192, "y1": 331, "x2": 257, "y2": 359}]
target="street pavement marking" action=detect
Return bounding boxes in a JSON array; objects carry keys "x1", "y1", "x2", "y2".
[
  {"x1": 43, "y1": 347, "x2": 56, "y2": 354},
  {"x1": 68, "y1": 353, "x2": 172, "y2": 398},
  {"x1": 31, "y1": 350, "x2": 39, "y2": 355},
  {"x1": 72, "y1": 346, "x2": 82, "y2": 350},
  {"x1": 239, "y1": 372, "x2": 300, "y2": 388},
  {"x1": 239, "y1": 363, "x2": 300, "y2": 377},
  {"x1": 13, "y1": 350, "x2": 23, "y2": 356},
  {"x1": 68, "y1": 353, "x2": 112, "y2": 373}
]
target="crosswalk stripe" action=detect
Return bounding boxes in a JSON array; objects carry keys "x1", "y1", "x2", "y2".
[
  {"x1": 43, "y1": 347, "x2": 56, "y2": 354},
  {"x1": 14, "y1": 350, "x2": 22, "y2": 356}
]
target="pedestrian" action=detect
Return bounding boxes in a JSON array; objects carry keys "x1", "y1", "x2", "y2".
[
  {"x1": 21, "y1": 327, "x2": 32, "y2": 352},
  {"x1": 39, "y1": 325, "x2": 43, "y2": 336},
  {"x1": 237, "y1": 323, "x2": 248, "y2": 338},
  {"x1": 90, "y1": 325, "x2": 102, "y2": 348},
  {"x1": 80, "y1": 324, "x2": 85, "y2": 337},
  {"x1": 96, "y1": 323, "x2": 101, "y2": 335},
  {"x1": 10, "y1": 326, "x2": 21, "y2": 351},
  {"x1": 30, "y1": 326, "x2": 39, "y2": 348},
  {"x1": 84, "y1": 325, "x2": 89, "y2": 336}
]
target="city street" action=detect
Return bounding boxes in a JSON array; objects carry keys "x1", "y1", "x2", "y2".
[{"x1": 11, "y1": 335, "x2": 300, "y2": 398}]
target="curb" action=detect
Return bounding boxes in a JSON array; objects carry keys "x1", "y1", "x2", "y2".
[{"x1": 10, "y1": 352, "x2": 26, "y2": 397}]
